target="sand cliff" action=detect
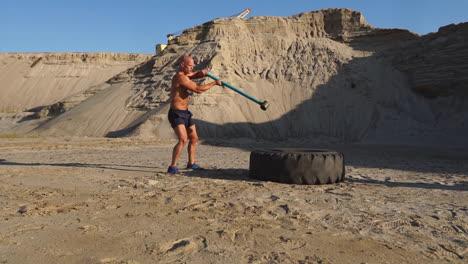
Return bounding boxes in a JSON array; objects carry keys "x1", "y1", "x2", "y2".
[
  {"x1": 0, "y1": 52, "x2": 151, "y2": 112},
  {"x1": 1, "y1": 9, "x2": 467, "y2": 146}
]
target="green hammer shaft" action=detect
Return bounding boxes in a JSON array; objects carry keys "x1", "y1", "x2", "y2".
[{"x1": 207, "y1": 74, "x2": 269, "y2": 111}]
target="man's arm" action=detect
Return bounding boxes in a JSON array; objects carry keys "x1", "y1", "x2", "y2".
[
  {"x1": 188, "y1": 69, "x2": 208, "y2": 80},
  {"x1": 179, "y1": 74, "x2": 222, "y2": 94}
]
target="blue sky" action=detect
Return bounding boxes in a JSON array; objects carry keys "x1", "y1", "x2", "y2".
[{"x1": 2, "y1": 0, "x2": 467, "y2": 54}]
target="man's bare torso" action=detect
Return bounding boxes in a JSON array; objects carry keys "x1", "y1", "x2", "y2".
[{"x1": 170, "y1": 71, "x2": 191, "y2": 110}]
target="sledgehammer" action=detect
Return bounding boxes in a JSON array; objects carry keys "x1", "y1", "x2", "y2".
[{"x1": 207, "y1": 74, "x2": 269, "y2": 111}]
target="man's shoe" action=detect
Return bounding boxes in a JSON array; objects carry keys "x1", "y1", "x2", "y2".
[
  {"x1": 167, "y1": 166, "x2": 179, "y2": 174},
  {"x1": 186, "y1": 163, "x2": 203, "y2": 170}
]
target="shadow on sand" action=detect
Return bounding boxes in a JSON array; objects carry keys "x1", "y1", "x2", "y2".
[
  {"x1": 347, "y1": 177, "x2": 467, "y2": 192},
  {"x1": 1, "y1": 158, "x2": 466, "y2": 191},
  {"x1": 0, "y1": 159, "x2": 158, "y2": 173},
  {"x1": 182, "y1": 168, "x2": 257, "y2": 183}
]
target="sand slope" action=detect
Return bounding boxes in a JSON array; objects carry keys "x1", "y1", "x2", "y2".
[
  {"x1": 1, "y1": 9, "x2": 467, "y2": 146},
  {"x1": 0, "y1": 52, "x2": 151, "y2": 112}
]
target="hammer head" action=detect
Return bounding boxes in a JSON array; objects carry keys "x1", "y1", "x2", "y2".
[{"x1": 260, "y1": 101, "x2": 270, "y2": 111}]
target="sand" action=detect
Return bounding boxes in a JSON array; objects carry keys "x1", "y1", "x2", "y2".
[
  {"x1": 1, "y1": 137, "x2": 466, "y2": 263},
  {"x1": 0, "y1": 53, "x2": 151, "y2": 113},
  {"x1": 1, "y1": 8, "x2": 467, "y2": 264},
  {"x1": 2, "y1": 9, "x2": 467, "y2": 147}
]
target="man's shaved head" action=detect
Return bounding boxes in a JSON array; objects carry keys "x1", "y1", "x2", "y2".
[
  {"x1": 179, "y1": 55, "x2": 194, "y2": 66},
  {"x1": 179, "y1": 55, "x2": 195, "y2": 74}
]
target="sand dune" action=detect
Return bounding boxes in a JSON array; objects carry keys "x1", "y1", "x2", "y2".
[
  {"x1": 1, "y1": 9, "x2": 466, "y2": 146},
  {"x1": 0, "y1": 52, "x2": 151, "y2": 113}
]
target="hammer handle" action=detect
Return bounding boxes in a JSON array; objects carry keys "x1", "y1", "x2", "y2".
[{"x1": 207, "y1": 74, "x2": 261, "y2": 104}]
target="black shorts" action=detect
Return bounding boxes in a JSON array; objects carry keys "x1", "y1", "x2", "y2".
[{"x1": 168, "y1": 109, "x2": 195, "y2": 128}]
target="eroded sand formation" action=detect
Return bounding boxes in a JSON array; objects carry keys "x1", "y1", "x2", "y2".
[
  {"x1": 1, "y1": 8, "x2": 467, "y2": 145},
  {"x1": 0, "y1": 53, "x2": 151, "y2": 112}
]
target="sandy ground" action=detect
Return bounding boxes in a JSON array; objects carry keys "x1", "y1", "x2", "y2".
[{"x1": 0, "y1": 137, "x2": 466, "y2": 264}]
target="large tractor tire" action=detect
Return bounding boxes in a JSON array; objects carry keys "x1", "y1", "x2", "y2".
[{"x1": 249, "y1": 149, "x2": 345, "y2": 185}]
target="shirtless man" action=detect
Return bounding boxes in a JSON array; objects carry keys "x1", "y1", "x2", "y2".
[{"x1": 167, "y1": 55, "x2": 222, "y2": 174}]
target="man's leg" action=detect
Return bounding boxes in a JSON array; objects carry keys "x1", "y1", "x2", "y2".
[
  {"x1": 170, "y1": 125, "x2": 188, "y2": 167},
  {"x1": 187, "y1": 125, "x2": 199, "y2": 165}
]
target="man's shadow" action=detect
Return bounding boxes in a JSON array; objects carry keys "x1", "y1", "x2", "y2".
[
  {"x1": 0, "y1": 159, "x2": 158, "y2": 173},
  {"x1": 3, "y1": 159, "x2": 466, "y2": 190},
  {"x1": 0, "y1": 158, "x2": 256, "y2": 182}
]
